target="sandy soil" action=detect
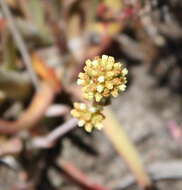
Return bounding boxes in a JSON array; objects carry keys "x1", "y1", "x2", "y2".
[{"x1": 61, "y1": 64, "x2": 182, "y2": 190}]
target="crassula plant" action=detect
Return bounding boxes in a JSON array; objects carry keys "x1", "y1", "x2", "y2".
[{"x1": 71, "y1": 55, "x2": 128, "y2": 132}]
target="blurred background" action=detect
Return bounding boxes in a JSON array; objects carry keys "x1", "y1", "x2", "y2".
[{"x1": 0, "y1": 0, "x2": 182, "y2": 190}]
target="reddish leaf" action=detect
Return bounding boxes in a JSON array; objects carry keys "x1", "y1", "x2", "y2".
[
  {"x1": 0, "y1": 18, "x2": 6, "y2": 31},
  {"x1": 32, "y1": 53, "x2": 61, "y2": 93},
  {"x1": 0, "y1": 82, "x2": 55, "y2": 134},
  {"x1": 58, "y1": 161, "x2": 110, "y2": 190}
]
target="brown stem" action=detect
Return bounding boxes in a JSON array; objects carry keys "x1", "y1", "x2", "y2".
[{"x1": 31, "y1": 118, "x2": 78, "y2": 148}]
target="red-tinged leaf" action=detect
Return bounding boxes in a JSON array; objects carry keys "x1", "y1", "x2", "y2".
[
  {"x1": 0, "y1": 18, "x2": 6, "y2": 31},
  {"x1": 0, "y1": 82, "x2": 55, "y2": 134},
  {"x1": 32, "y1": 53, "x2": 61, "y2": 93},
  {"x1": 58, "y1": 161, "x2": 110, "y2": 190}
]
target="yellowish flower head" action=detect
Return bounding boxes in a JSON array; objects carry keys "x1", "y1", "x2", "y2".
[
  {"x1": 71, "y1": 55, "x2": 128, "y2": 132},
  {"x1": 77, "y1": 55, "x2": 128, "y2": 103},
  {"x1": 71, "y1": 102, "x2": 105, "y2": 132}
]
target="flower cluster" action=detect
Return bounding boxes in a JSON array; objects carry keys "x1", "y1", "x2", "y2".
[
  {"x1": 71, "y1": 55, "x2": 128, "y2": 132},
  {"x1": 77, "y1": 55, "x2": 128, "y2": 103},
  {"x1": 71, "y1": 102, "x2": 105, "y2": 132}
]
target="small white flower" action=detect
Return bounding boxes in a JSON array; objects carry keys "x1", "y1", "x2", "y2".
[
  {"x1": 106, "y1": 82, "x2": 113, "y2": 89},
  {"x1": 89, "y1": 106, "x2": 97, "y2": 113},
  {"x1": 78, "y1": 72, "x2": 84, "y2": 78},
  {"x1": 79, "y1": 103, "x2": 86, "y2": 110},
  {"x1": 97, "y1": 76, "x2": 105, "y2": 83},
  {"x1": 108, "y1": 56, "x2": 115, "y2": 63},
  {"x1": 87, "y1": 92, "x2": 94, "y2": 100},
  {"x1": 97, "y1": 85, "x2": 104, "y2": 93},
  {"x1": 78, "y1": 120, "x2": 85, "y2": 127},
  {"x1": 102, "y1": 55, "x2": 108, "y2": 62},
  {"x1": 92, "y1": 60, "x2": 99, "y2": 66},
  {"x1": 122, "y1": 68, "x2": 128, "y2": 76},
  {"x1": 119, "y1": 84, "x2": 126, "y2": 91},
  {"x1": 85, "y1": 60, "x2": 92, "y2": 67},
  {"x1": 95, "y1": 123, "x2": 103, "y2": 130},
  {"x1": 114, "y1": 62, "x2": 121, "y2": 68},
  {"x1": 95, "y1": 93, "x2": 102, "y2": 102},
  {"x1": 77, "y1": 79, "x2": 84, "y2": 85},
  {"x1": 85, "y1": 124, "x2": 92, "y2": 132}
]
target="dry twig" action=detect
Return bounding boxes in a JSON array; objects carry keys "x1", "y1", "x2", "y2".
[{"x1": 31, "y1": 118, "x2": 78, "y2": 148}]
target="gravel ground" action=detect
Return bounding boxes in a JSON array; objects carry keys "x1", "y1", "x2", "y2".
[{"x1": 61, "y1": 64, "x2": 182, "y2": 190}]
